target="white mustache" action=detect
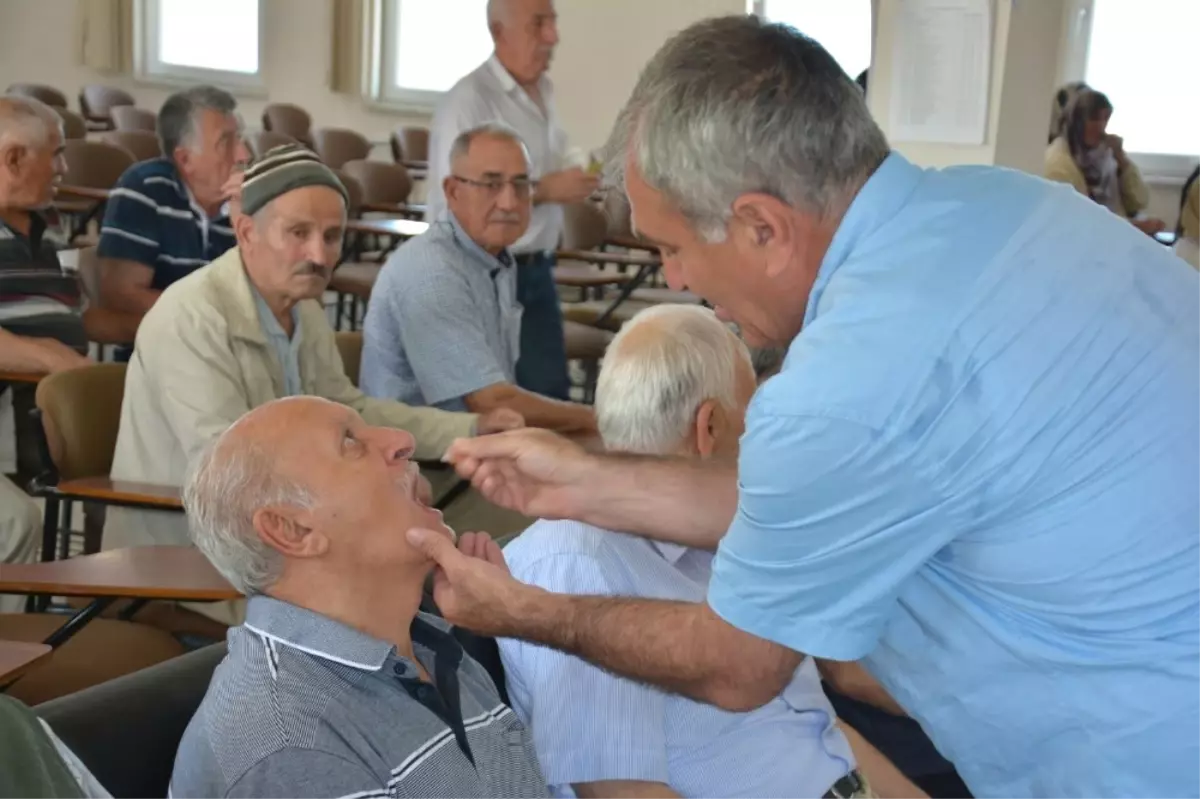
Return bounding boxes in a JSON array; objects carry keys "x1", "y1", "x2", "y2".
[{"x1": 488, "y1": 213, "x2": 522, "y2": 224}]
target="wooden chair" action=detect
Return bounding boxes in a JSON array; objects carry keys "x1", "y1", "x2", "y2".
[
  {"x1": 391, "y1": 125, "x2": 429, "y2": 165},
  {"x1": 328, "y1": 263, "x2": 380, "y2": 331},
  {"x1": 262, "y1": 103, "x2": 313, "y2": 147},
  {"x1": 62, "y1": 140, "x2": 135, "y2": 191},
  {"x1": 100, "y1": 130, "x2": 162, "y2": 163},
  {"x1": 6, "y1": 83, "x2": 67, "y2": 107},
  {"x1": 313, "y1": 127, "x2": 371, "y2": 169},
  {"x1": 338, "y1": 159, "x2": 419, "y2": 216},
  {"x1": 110, "y1": 106, "x2": 157, "y2": 133},
  {"x1": 563, "y1": 321, "x2": 612, "y2": 403},
  {"x1": 554, "y1": 202, "x2": 636, "y2": 300},
  {"x1": 332, "y1": 169, "x2": 364, "y2": 217},
  {"x1": 78, "y1": 85, "x2": 134, "y2": 131},
  {"x1": 53, "y1": 107, "x2": 87, "y2": 140},
  {"x1": 246, "y1": 130, "x2": 298, "y2": 160}
]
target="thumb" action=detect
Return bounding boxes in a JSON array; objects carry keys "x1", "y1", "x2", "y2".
[
  {"x1": 406, "y1": 528, "x2": 462, "y2": 567},
  {"x1": 444, "y1": 430, "x2": 523, "y2": 464}
]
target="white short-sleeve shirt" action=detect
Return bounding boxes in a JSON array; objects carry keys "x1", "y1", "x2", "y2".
[{"x1": 427, "y1": 55, "x2": 583, "y2": 254}]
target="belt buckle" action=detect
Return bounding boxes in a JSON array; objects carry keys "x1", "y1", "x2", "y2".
[{"x1": 828, "y1": 770, "x2": 863, "y2": 799}]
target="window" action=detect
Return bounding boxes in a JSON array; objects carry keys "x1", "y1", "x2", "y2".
[
  {"x1": 1063, "y1": 0, "x2": 1198, "y2": 177},
  {"x1": 751, "y1": 0, "x2": 873, "y2": 81},
  {"x1": 378, "y1": 0, "x2": 492, "y2": 106},
  {"x1": 139, "y1": 0, "x2": 263, "y2": 86}
]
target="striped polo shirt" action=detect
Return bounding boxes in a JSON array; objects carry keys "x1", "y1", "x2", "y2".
[
  {"x1": 0, "y1": 210, "x2": 85, "y2": 349},
  {"x1": 96, "y1": 158, "x2": 235, "y2": 290},
  {"x1": 170, "y1": 595, "x2": 548, "y2": 799}
]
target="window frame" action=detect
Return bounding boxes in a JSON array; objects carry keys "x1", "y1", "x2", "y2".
[
  {"x1": 373, "y1": 0, "x2": 492, "y2": 110},
  {"x1": 1059, "y1": 0, "x2": 1198, "y2": 183},
  {"x1": 135, "y1": 0, "x2": 266, "y2": 90}
]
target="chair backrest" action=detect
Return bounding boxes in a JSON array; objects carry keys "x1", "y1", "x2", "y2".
[
  {"x1": 335, "y1": 331, "x2": 363, "y2": 386},
  {"x1": 262, "y1": 103, "x2": 313, "y2": 145},
  {"x1": 79, "y1": 85, "x2": 134, "y2": 122},
  {"x1": 313, "y1": 128, "x2": 372, "y2": 170},
  {"x1": 53, "y1": 107, "x2": 87, "y2": 140},
  {"x1": 100, "y1": 130, "x2": 162, "y2": 163},
  {"x1": 339, "y1": 159, "x2": 412, "y2": 206},
  {"x1": 247, "y1": 130, "x2": 299, "y2": 160},
  {"x1": 396, "y1": 126, "x2": 429, "y2": 163},
  {"x1": 110, "y1": 106, "x2": 157, "y2": 133},
  {"x1": 332, "y1": 170, "x2": 364, "y2": 217},
  {"x1": 61, "y1": 140, "x2": 136, "y2": 190},
  {"x1": 561, "y1": 201, "x2": 609, "y2": 250},
  {"x1": 39, "y1": 643, "x2": 225, "y2": 799},
  {"x1": 34, "y1": 363, "x2": 127, "y2": 481},
  {"x1": 6, "y1": 83, "x2": 67, "y2": 108}
]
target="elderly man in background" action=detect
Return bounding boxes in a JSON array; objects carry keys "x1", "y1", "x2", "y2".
[
  {"x1": 428, "y1": 0, "x2": 599, "y2": 401},
  {"x1": 409, "y1": 16, "x2": 1198, "y2": 798},
  {"x1": 363, "y1": 123, "x2": 595, "y2": 437},
  {"x1": 98, "y1": 85, "x2": 249, "y2": 353},
  {"x1": 501, "y1": 304, "x2": 922, "y2": 799},
  {"x1": 172, "y1": 396, "x2": 547, "y2": 798},
  {"x1": 106, "y1": 145, "x2": 526, "y2": 626},
  {"x1": 0, "y1": 96, "x2": 90, "y2": 603}
]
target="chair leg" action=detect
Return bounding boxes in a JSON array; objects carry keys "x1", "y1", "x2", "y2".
[
  {"x1": 335, "y1": 293, "x2": 347, "y2": 331},
  {"x1": 583, "y1": 359, "x2": 600, "y2": 405},
  {"x1": 82, "y1": 502, "x2": 104, "y2": 554},
  {"x1": 40, "y1": 496, "x2": 59, "y2": 563},
  {"x1": 58, "y1": 499, "x2": 74, "y2": 560}
]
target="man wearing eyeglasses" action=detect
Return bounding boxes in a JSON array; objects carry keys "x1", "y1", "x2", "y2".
[
  {"x1": 362, "y1": 124, "x2": 596, "y2": 446},
  {"x1": 427, "y1": 0, "x2": 599, "y2": 402}
]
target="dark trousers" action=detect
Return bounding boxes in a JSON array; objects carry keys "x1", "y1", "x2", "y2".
[{"x1": 514, "y1": 252, "x2": 569, "y2": 400}]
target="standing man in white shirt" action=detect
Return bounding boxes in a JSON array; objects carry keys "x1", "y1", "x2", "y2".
[{"x1": 428, "y1": 0, "x2": 599, "y2": 401}]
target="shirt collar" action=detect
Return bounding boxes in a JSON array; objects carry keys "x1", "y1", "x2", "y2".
[
  {"x1": 440, "y1": 209, "x2": 516, "y2": 271},
  {"x1": 485, "y1": 53, "x2": 551, "y2": 102},
  {"x1": 803, "y1": 152, "x2": 924, "y2": 327},
  {"x1": 0, "y1": 209, "x2": 47, "y2": 247},
  {"x1": 651, "y1": 540, "x2": 690, "y2": 565},
  {"x1": 249, "y1": 281, "x2": 299, "y2": 340},
  {"x1": 245, "y1": 595, "x2": 464, "y2": 673}
]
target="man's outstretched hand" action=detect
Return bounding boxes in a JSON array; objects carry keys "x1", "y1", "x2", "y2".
[
  {"x1": 408, "y1": 527, "x2": 538, "y2": 636},
  {"x1": 443, "y1": 428, "x2": 593, "y2": 519}
]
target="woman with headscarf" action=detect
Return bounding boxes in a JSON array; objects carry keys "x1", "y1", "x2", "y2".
[{"x1": 1044, "y1": 87, "x2": 1165, "y2": 235}]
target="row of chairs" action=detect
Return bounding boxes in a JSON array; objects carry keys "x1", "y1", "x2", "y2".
[
  {"x1": 7, "y1": 82, "x2": 135, "y2": 131},
  {"x1": 261, "y1": 101, "x2": 429, "y2": 165}
]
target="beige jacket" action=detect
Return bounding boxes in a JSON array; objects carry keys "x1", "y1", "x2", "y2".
[
  {"x1": 1044, "y1": 136, "x2": 1149, "y2": 217},
  {"x1": 105, "y1": 248, "x2": 478, "y2": 556}
]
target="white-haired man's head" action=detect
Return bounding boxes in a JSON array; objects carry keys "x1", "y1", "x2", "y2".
[
  {"x1": 0, "y1": 95, "x2": 65, "y2": 210},
  {"x1": 487, "y1": 0, "x2": 558, "y2": 85},
  {"x1": 595, "y1": 305, "x2": 755, "y2": 460}
]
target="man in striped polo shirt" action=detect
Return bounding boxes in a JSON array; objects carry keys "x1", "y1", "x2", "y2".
[
  {"x1": 0, "y1": 96, "x2": 90, "y2": 596},
  {"x1": 172, "y1": 397, "x2": 547, "y2": 798},
  {"x1": 97, "y1": 85, "x2": 248, "y2": 355}
]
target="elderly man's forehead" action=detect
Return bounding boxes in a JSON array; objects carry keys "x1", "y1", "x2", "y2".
[{"x1": 227, "y1": 397, "x2": 351, "y2": 444}]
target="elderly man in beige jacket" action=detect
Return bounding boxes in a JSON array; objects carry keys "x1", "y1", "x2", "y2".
[{"x1": 106, "y1": 145, "x2": 528, "y2": 623}]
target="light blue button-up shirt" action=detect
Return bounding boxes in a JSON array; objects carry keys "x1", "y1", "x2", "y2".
[
  {"x1": 251, "y1": 286, "x2": 302, "y2": 397},
  {"x1": 500, "y1": 520, "x2": 855, "y2": 798},
  {"x1": 709, "y1": 153, "x2": 1200, "y2": 798}
]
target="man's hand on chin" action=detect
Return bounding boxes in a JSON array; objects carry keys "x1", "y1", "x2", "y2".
[
  {"x1": 475, "y1": 408, "x2": 525, "y2": 435},
  {"x1": 406, "y1": 527, "x2": 532, "y2": 636}
]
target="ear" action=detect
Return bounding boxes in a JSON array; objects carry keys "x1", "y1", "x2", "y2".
[
  {"x1": 729, "y1": 193, "x2": 798, "y2": 279},
  {"x1": 253, "y1": 505, "x2": 328, "y2": 560},
  {"x1": 234, "y1": 210, "x2": 257, "y2": 247},
  {"x1": 2, "y1": 143, "x2": 27, "y2": 175},
  {"x1": 443, "y1": 175, "x2": 458, "y2": 203},
  {"x1": 694, "y1": 399, "x2": 720, "y2": 459},
  {"x1": 173, "y1": 145, "x2": 193, "y2": 174}
]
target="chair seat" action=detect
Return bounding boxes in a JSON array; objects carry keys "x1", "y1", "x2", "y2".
[
  {"x1": 329, "y1": 263, "x2": 381, "y2": 300},
  {"x1": 562, "y1": 300, "x2": 653, "y2": 332},
  {"x1": 553, "y1": 263, "x2": 634, "y2": 288},
  {"x1": 563, "y1": 321, "x2": 613, "y2": 360},
  {"x1": 629, "y1": 288, "x2": 701, "y2": 304},
  {"x1": 0, "y1": 614, "x2": 185, "y2": 705}
]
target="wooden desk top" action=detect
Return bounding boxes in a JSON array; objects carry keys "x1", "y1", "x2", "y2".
[
  {"x1": 557, "y1": 249, "x2": 661, "y2": 268},
  {"x1": 54, "y1": 477, "x2": 183, "y2": 510},
  {"x1": 56, "y1": 185, "x2": 112, "y2": 201},
  {"x1": 553, "y1": 264, "x2": 634, "y2": 287},
  {"x1": 605, "y1": 234, "x2": 658, "y2": 252},
  {"x1": 0, "y1": 370, "x2": 44, "y2": 384},
  {"x1": 0, "y1": 546, "x2": 240, "y2": 601},
  {"x1": 347, "y1": 218, "x2": 429, "y2": 239},
  {"x1": 0, "y1": 640, "x2": 52, "y2": 683}
]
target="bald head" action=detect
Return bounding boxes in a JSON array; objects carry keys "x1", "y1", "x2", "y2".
[
  {"x1": 0, "y1": 95, "x2": 65, "y2": 209},
  {"x1": 596, "y1": 305, "x2": 754, "y2": 457}
]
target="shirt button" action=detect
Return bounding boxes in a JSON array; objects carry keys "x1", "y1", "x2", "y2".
[{"x1": 393, "y1": 664, "x2": 406, "y2": 676}]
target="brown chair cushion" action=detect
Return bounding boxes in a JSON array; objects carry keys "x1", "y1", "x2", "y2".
[
  {"x1": 0, "y1": 614, "x2": 185, "y2": 705},
  {"x1": 35, "y1": 363, "x2": 127, "y2": 480}
]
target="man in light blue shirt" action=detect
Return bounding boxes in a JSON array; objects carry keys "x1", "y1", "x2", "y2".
[
  {"x1": 500, "y1": 305, "x2": 882, "y2": 799},
  {"x1": 362, "y1": 124, "x2": 595, "y2": 436},
  {"x1": 409, "y1": 17, "x2": 1200, "y2": 798}
]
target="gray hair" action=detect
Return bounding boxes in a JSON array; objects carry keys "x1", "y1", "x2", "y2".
[
  {"x1": 596, "y1": 304, "x2": 752, "y2": 455},
  {"x1": 157, "y1": 84, "x2": 237, "y2": 157},
  {"x1": 604, "y1": 15, "x2": 890, "y2": 241},
  {"x1": 448, "y1": 122, "x2": 530, "y2": 171},
  {"x1": 183, "y1": 411, "x2": 314, "y2": 596},
  {"x1": 0, "y1": 95, "x2": 59, "y2": 147}
]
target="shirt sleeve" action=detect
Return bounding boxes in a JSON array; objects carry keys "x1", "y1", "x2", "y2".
[
  {"x1": 388, "y1": 264, "x2": 511, "y2": 408},
  {"x1": 96, "y1": 172, "x2": 162, "y2": 267},
  {"x1": 500, "y1": 550, "x2": 671, "y2": 790},
  {"x1": 708, "y1": 410, "x2": 956, "y2": 661},
  {"x1": 222, "y1": 749, "x2": 387, "y2": 799}
]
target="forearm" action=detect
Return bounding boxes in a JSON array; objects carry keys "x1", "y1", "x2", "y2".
[
  {"x1": 572, "y1": 454, "x2": 736, "y2": 549},
  {"x1": 0, "y1": 329, "x2": 55, "y2": 372},
  {"x1": 100, "y1": 259, "x2": 161, "y2": 316},
  {"x1": 466, "y1": 385, "x2": 595, "y2": 436},
  {"x1": 817, "y1": 659, "x2": 908, "y2": 716},
  {"x1": 575, "y1": 781, "x2": 680, "y2": 798}
]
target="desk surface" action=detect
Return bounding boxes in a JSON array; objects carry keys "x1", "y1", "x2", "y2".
[
  {"x1": 54, "y1": 477, "x2": 183, "y2": 510},
  {"x1": 0, "y1": 640, "x2": 52, "y2": 683},
  {"x1": 557, "y1": 249, "x2": 662, "y2": 268},
  {"x1": 56, "y1": 185, "x2": 112, "y2": 201},
  {"x1": 0, "y1": 546, "x2": 239, "y2": 601},
  {"x1": 347, "y1": 217, "x2": 429, "y2": 239},
  {"x1": 0, "y1": 370, "x2": 44, "y2": 384}
]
